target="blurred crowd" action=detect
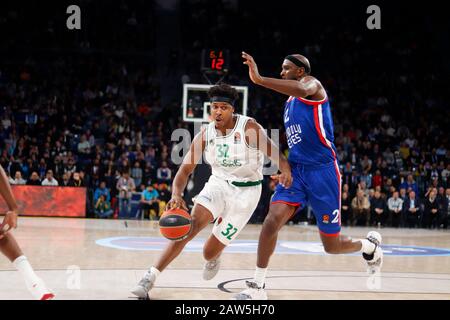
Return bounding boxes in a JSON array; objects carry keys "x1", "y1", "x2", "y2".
[
  {"x1": 0, "y1": 52, "x2": 175, "y2": 218},
  {"x1": 0, "y1": 0, "x2": 448, "y2": 227}
]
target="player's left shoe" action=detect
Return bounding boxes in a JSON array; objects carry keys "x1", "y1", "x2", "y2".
[
  {"x1": 363, "y1": 231, "x2": 383, "y2": 274},
  {"x1": 29, "y1": 278, "x2": 55, "y2": 300},
  {"x1": 131, "y1": 270, "x2": 156, "y2": 299},
  {"x1": 231, "y1": 281, "x2": 267, "y2": 300},
  {"x1": 202, "y1": 258, "x2": 221, "y2": 280}
]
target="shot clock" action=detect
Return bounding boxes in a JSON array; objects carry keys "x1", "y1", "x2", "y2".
[{"x1": 201, "y1": 49, "x2": 230, "y2": 74}]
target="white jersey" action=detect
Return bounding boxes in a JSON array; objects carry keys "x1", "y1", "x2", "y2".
[{"x1": 204, "y1": 114, "x2": 264, "y2": 183}]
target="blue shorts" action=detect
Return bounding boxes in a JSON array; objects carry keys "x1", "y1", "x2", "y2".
[{"x1": 271, "y1": 161, "x2": 342, "y2": 236}]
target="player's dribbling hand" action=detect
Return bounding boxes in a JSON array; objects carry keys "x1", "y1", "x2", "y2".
[
  {"x1": 271, "y1": 171, "x2": 293, "y2": 189},
  {"x1": 0, "y1": 210, "x2": 18, "y2": 239},
  {"x1": 166, "y1": 195, "x2": 188, "y2": 211},
  {"x1": 242, "y1": 51, "x2": 263, "y2": 85}
]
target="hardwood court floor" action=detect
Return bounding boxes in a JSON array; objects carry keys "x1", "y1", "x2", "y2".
[{"x1": 0, "y1": 217, "x2": 449, "y2": 300}]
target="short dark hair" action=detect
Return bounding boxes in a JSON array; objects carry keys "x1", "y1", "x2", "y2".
[{"x1": 207, "y1": 83, "x2": 239, "y2": 104}]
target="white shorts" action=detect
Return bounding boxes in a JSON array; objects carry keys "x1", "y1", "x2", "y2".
[{"x1": 193, "y1": 175, "x2": 262, "y2": 245}]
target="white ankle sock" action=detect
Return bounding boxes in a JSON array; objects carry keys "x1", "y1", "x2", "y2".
[
  {"x1": 360, "y1": 239, "x2": 376, "y2": 254},
  {"x1": 253, "y1": 267, "x2": 267, "y2": 288},
  {"x1": 13, "y1": 256, "x2": 41, "y2": 288},
  {"x1": 150, "y1": 266, "x2": 161, "y2": 278}
]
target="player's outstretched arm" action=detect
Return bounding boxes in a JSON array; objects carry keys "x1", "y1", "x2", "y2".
[
  {"x1": 245, "y1": 120, "x2": 292, "y2": 188},
  {"x1": 242, "y1": 51, "x2": 320, "y2": 98},
  {"x1": 167, "y1": 129, "x2": 206, "y2": 211},
  {"x1": 0, "y1": 165, "x2": 19, "y2": 237}
]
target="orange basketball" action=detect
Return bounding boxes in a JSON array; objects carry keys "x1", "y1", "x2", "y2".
[{"x1": 159, "y1": 208, "x2": 192, "y2": 241}]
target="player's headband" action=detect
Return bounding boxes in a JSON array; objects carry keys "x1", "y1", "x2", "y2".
[
  {"x1": 210, "y1": 96, "x2": 235, "y2": 107},
  {"x1": 285, "y1": 55, "x2": 311, "y2": 74}
]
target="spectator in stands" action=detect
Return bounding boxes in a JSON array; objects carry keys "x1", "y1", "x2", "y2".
[
  {"x1": 41, "y1": 170, "x2": 58, "y2": 186},
  {"x1": 94, "y1": 181, "x2": 111, "y2": 204},
  {"x1": 51, "y1": 140, "x2": 67, "y2": 159},
  {"x1": 361, "y1": 155, "x2": 372, "y2": 175},
  {"x1": 85, "y1": 129, "x2": 95, "y2": 147},
  {"x1": 52, "y1": 156, "x2": 65, "y2": 180},
  {"x1": 342, "y1": 162, "x2": 353, "y2": 185},
  {"x1": 140, "y1": 184, "x2": 160, "y2": 220},
  {"x1": 89, "y1": 158, "x2": 103, "y2": 182},
  {"x1": 37, "y1": 159, "x2": 47, "y2": 179},
  {"x1": 27, "y1": 172, "x2": 41, "y2": 186},
  {"x1": 138, "y1": 183, "x2": 146, "y2": 193},
  {"x1": 348, "y1": 171, "x2": 359, "y2": 195},
  {"x1": 64, "y1": 158, "x2": 77, "y2": 176},
  {"x1": 60, "y1": 172, "x2": 71, "y2": 186},
  {"x1": 400, "y1": 174, "x2": 419, "y2": 195},
  {"x1": 437, "y1": 187, "x2": 448, "y2": 228},
  {"x1": 116, "y1": 169, "x2": 136, "y2": 218},
  {"x1": 383, "y1": 178, "x2": 394, "y2": 197},
  {"x1": 399, "y1": 188, "x2": 407, "y2": 202},
  {"x1": 360, "y1": 172, "x2": 372, "y2": 189},
  {"x1": 157, "y1": 183, "x2": 171, "y2": 214},
  {"x1": 404, "y1": 191, "x2": 421, "y2": 228},
  {"x1": 351, "y1": 190, "x2": 371, "y2": 226},
  {"x1": 142, "y1": 162, "x2": 154, "y2": 186},
  {"x1": 131, "y1": 161, "x2": 143, "y2": 187},
  {"x1": 9, "y1": 160, "x2": 23, "y2": 180},
  {"x1": 341, "y1": 191, "x2": 351, "y2": 226},
  {"x1": 357, "y1": 180, "x2": 369, "y2": 198},
  {"x1": 388, "y1": 191, "x2": 403, "y2": 228},
  {"x1": 370, "y1": 190, "x2": 387, "y2": 227},
  {"x1": 382, "y1": 147, "x2": 395, "y2": 165},
  {"x1": 11, "y1": 171, "x2": 26, "y2": 185},
  {"x1": 423, "y1": 188, "x2": 439, "y2": 229},
  {"x1": 430, "y1": 164, "x2": 440, "y2": 182},
  {"x1": 441, "y1": 164, "x2": 450, "y2": 188},
  {"x1": 77, "y1": 134, "x2": 91, "y2": 156},
  {"x1": 94, "y1": 194, "x2": 113, "y2": 219},
  {"x1": 69, "y1": 172, "x2": 84, "y2": 187},
  {"x1": 437, "y1": 187, "x2": 446, "y2": 201},
  {"x1": 348, "y1": 147, "x2": 359, "y2": 167},
  {"x1": 372, "y1": 170, "x2": 383, "y2": 189},
  {"x1": 156, "y1": 161, "x2": 172, "y2": 183}
]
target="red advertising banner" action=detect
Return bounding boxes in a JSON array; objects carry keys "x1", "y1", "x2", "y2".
[{"x1": 0, "y1": 185, "x2": 86, "y2": 217}]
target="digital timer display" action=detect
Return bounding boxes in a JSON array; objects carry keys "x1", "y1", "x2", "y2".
[{"x1": 201, "y1": 49, "x2": 229, "y2": 74}]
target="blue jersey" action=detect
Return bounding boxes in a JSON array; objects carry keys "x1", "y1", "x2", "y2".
[
  {"x1": 283, "y1": 95, "x2": 337, "y2": 166},
  {"x1": 273, "y1": 94, "x2": 342, "y2": 236}
]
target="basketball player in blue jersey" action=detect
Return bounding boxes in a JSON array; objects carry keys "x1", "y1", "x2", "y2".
[{"x1": 234, "y1": 52, "x2": 383, "y2": 300}]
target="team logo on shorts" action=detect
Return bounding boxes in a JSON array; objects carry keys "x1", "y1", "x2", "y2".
[
  {"x1": 322, "y1": 215, "x2": 330, "y2": 224},
  {"x1": 234, "y1": 132, "x2": 241, "y2": 143}
]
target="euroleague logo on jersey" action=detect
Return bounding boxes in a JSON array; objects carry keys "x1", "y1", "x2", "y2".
[
  {"x1": 234, "y1": 132, "x2": 241, "y2": 143},
  {"x1": 323, "y1": 210, "x2": 339, "y2": 224}
]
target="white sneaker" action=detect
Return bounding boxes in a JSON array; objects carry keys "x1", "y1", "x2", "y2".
[
  {"x1": 363, "y1": 231, "x2": 383, "y2": 274},
  {"x1": 28, "y1": 278, "x2": 55, "y2": 300},
  {"x1": 203, "y1": 259, "x2": 221, "y2": 280},
  {"x1": 231, "y1": 281, "x2": 267, "y2": 300},
  {"x1": 131, "y1": 270, "x2": 156, "y2": 299}
]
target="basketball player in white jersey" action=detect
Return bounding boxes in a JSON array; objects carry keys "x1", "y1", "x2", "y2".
[
  {"x1": 131, "y1": 83, "x2": 292, "y2": 299},
  {"x1": 0, "y1": 165, "x2": 54, "y2": 300}
]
